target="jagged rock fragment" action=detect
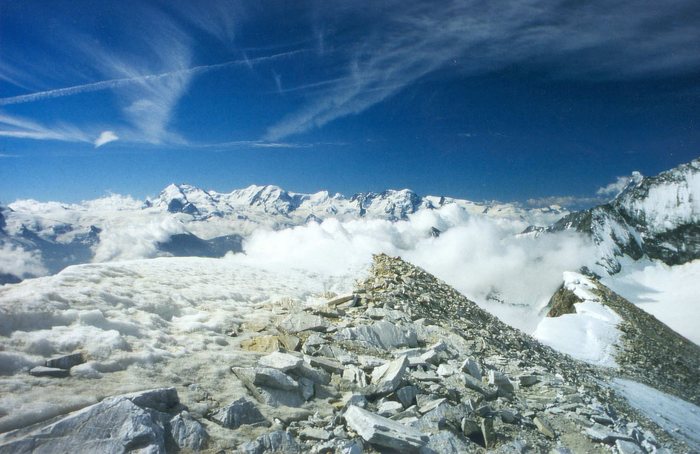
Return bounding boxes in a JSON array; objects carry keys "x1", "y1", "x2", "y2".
[
  {"x1": 370, "y1": 355, "x2": 409, "y2": 394},
  {"x1": 0, "y1": 388, "x2": 180, "y2": 453},
  {"x1": 344, "y1": 405, "x2": 429, "y2": 451},
  {"x1": 238, "y1": 430, "x2": 301, "y2": 454},
  {"x1": 534, "y1": 416, "x2": 556, "y2": 439},
  {"x1": 461, "y1": 358, "x2": 482, "y2": 380},
  {"x1": 210, "y1": 397, "x2": 267, "y2": 429}
]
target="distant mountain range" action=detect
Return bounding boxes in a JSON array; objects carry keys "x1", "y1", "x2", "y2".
[{"x1": 1, "y1": 158, "x2": 698, "y2": 283}]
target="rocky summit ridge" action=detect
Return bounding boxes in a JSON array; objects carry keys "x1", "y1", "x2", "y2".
[{"x1": 1, "y1": 254, "x2": 696, "y2": 453}]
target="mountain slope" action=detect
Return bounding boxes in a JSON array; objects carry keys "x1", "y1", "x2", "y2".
[
  {"x1": 0, "y1": 254, "x2": 697, "y2": 452},
  {"x1": 550, "y1": 158, "x2": 700, "y2": 273}
]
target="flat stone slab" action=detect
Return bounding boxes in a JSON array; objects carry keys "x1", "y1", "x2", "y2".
[
  {"x1": 336, "y1": 321, "x2": 418, "y2": 350},
  {"x1": 344, "y1": 405, "x2": 428, "y2": 452},
  {"x1": 258, "y1": 352, "x2": 303, "y2": 371},
  {"x1": 29, "y1": 366, "x2": 70, "y2": 378},
  {"x1": 278, "y1": 313, "x2": 329, "y2": 334},
  {"x1": 45, "y1": 352, "x2": 85, "y2": 370}
]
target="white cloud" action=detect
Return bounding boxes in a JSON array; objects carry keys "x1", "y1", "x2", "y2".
[
  {"x1": 0, "y1": 243, "x2": 47, "y2": 278},
  {"x1": 93, "y1": 218, "x2": 186, "y2": 262},
  {"x1": 596, "y1": 176, "x2": 633, "y2": 196},
  {"x1": 228, "y1": 204, "x2": 596, "y2": 332},
  {"x1": 94, "y1": 131, "x2": 119, "y2": 148},
  {"x1": 0, "y1": 112, "x2": 91, "y2": 143}
]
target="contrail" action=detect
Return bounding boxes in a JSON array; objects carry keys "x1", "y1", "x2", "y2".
[{"x1": 0, "y1": 49, "x2": 306, "y2": 106}]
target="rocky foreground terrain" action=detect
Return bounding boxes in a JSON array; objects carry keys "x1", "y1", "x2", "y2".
[{"x1": 0, "y1": 254, "x2": 698, "y2": 453}]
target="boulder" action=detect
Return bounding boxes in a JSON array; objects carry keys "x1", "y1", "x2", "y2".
[
  {"x1": 170, "y1": 411, "x2": 208, "y2": 451},
  {"x1": 210, "y1": 397, "x2": 267, "y2": 429},
  {"x1": 344, "y1": 405, "x2": 428, "y2": 452},
  {"x1": 0, "y1": 388, "x2": 180, "y2": 454}
]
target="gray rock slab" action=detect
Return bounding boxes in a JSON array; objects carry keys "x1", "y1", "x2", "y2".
[
  {"x1": 295, "y1": 362, "x2": 331, "y2": 385},
  {"x1": 210, "y1": 397, "x2": 267, "y2": 429},
  {"x1": 299, "y1": 427, "x2": 332, "y2": 441},
  {"x1": 585, "y1": 424, "x2": 634, "y2": 444},
  {"x1": 461, "y1": 358, "x2": 482, "y2": 380},
  {"x1": 233, "y1": 367, "x2": 299, "y2": 391},
  {"x1": 533, "y1": 416, "x2": 556, "y2": 439},
  {"x1": 170, "y1": 411, "x2": 208, "y2": 451},
  {"x1": 423, "y1": 430, "x2": 475, "y2": 454},
  {"x1": 307, "y1": 355, "x2": 344, "y2": 374},
  {"x1": 344, "y1": 405, "x2": 428, "y2": 452},
  {"x1": 28, "y1": 366, "x2": 69, "y2": 378},
  {"x1": 370, "y1": 355, "x2": 408, "y2": 395},
  {"x1": 238, "y1": 430, "x2": 301, "y2": 454},
  {"x1": 342, "y1": 365, "x2": 368, "y2": 387},
  {"x1": 378, "y1": 400, "x2": 404, "y2": 417},
  {"x1": 258, "y1": 352, "x2": 303, "y2": 371},
  {"x1": 517, "y1": 374, "x2": 540, "y2": 387},
  {"x1": 488, "y1": 370, "x2": 515, "y2": 395},
  {"x1": 278, "y1": 313, "x2": 329, "y2": 334},
  {"x1": 616, "y1": 439, "x2": 645, "y2": 454},
  {"x1": 396, "y1": 385, "x2": 418, "y2": 408},
  {"x1": 336, "y1": 321, "x2": 417, "y2": 349},
  {"x1": 45, "y1": 352, "x2": 85, "y2": 370},
  {"x1": 0, "y1": 388, "x2": 179, "y2": 454}
]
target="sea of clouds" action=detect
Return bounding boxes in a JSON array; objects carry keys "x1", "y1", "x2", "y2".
[{"x1": 226, "y1": 205, "x2": 597, "y2": 331}]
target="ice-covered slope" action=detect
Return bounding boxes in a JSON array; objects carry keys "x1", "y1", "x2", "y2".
[
  {"x1": 535, "y1": 270, "x2": 700, "y2": 405},
  {"x1": 551, "y1": 158, "x2": 700, "y2": 273}
]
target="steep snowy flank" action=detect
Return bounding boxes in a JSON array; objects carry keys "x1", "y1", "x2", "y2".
[
  {"x1": 534, "y1": 272, "x2": 622, "y2": 368},
  {"x1": 551, "y1": 158, "x2": 700, "y2": 273},
  {"x1": 536, "y1": 270, "x2": 700, "y2": 405}
]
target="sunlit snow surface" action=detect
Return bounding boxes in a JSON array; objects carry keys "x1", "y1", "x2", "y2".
[
  {"x1": 533, "y1": 272, "x2": 622, "y2": 368},
  {"x1": 603, "y1": 259, "x2": 700, "y2": 345},
  {"x1": 0, "y1": 256, "x2": 360, "y2": 432},
  {"x1": 613, "y1": 378, "x2": 700, "y2": 451}
]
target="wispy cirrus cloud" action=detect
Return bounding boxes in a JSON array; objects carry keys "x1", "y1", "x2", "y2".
[
  {"x1": 266, "y1": 0, "x2": 700, "y2": 140},
  {"x1": 0, "y1": 112, "x2": 91, "y2": 144}
]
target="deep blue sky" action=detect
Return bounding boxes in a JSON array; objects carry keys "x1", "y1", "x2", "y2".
[{"x1": 1, "y1": 0, "x2": 699, "y2": 206}]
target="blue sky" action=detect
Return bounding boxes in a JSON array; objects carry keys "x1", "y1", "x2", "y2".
[{"x1": 1, "y1": 0, "x2": 699, "y2": 206}]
